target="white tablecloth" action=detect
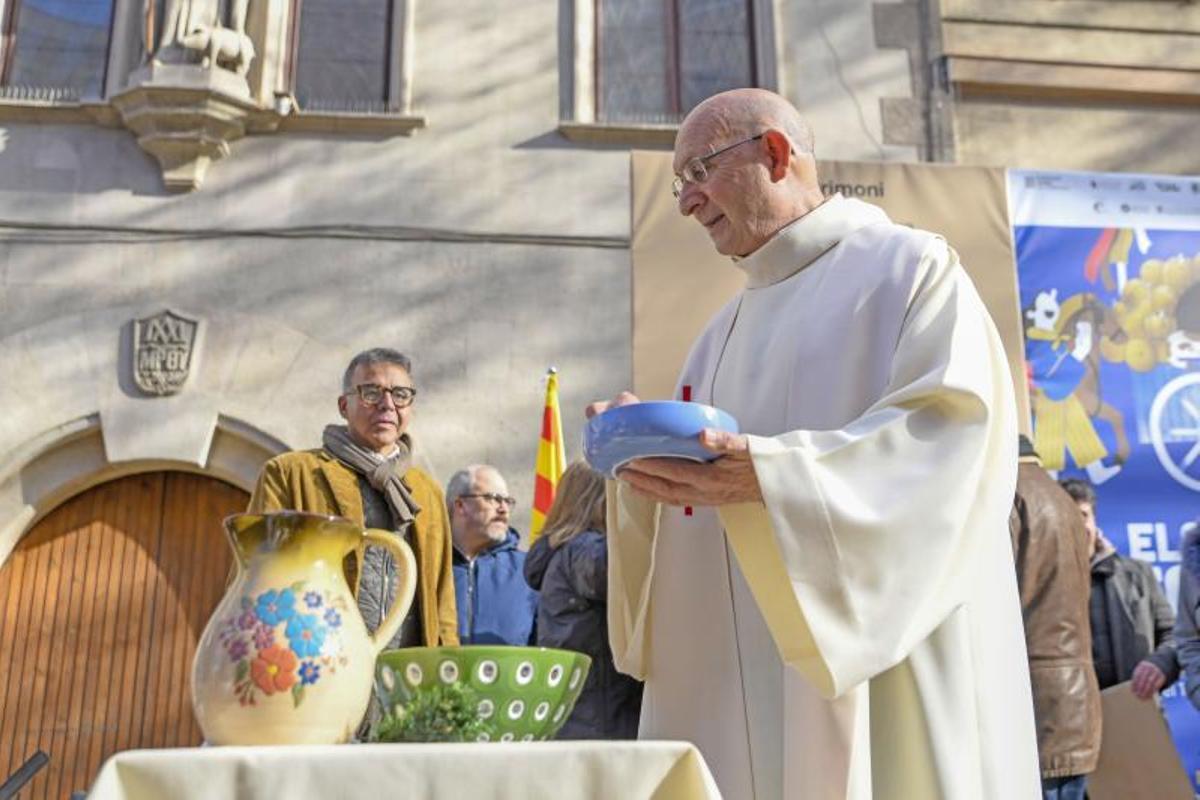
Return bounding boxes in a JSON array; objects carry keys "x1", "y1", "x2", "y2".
[{"x1": 86, "y1": 741, "x2": 722, "y2": 800}]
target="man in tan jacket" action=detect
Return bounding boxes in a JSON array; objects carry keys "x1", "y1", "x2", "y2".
[
  {"x1": 1010, "y1": 435, "x2": 1101, "y2": 799},
  {"x1": 248, "y1": 347, "x2": 458, "y2": 649}
]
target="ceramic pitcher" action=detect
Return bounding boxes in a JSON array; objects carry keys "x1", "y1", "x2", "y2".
[{"x1": 192, "y1": 511, "x2": 416, "y2": 745}]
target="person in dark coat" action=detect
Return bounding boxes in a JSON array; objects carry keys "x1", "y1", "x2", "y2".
[
  {"x1": 524, "y1": 461, "x2": 643, "y2": 739},
  {"x1": 1175, "y1": 523, "x2": 1200, "y2": 709},
  {"x1": 1060, "y1": 478, "x2": 1180, "y2": 697}
]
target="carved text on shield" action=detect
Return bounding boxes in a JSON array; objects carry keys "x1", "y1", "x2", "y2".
[{"x1": 133, "y1": 311, "x2": 199, "y2": 396}]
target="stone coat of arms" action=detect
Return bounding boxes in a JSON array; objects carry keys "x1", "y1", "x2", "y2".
[{"x1": 133, "y1": 310, "x2": 200, "y2": 395}]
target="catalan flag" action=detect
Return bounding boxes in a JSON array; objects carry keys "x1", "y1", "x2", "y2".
[{"x1": 530, "y1": 368, "x2": 566, "y2": 541}]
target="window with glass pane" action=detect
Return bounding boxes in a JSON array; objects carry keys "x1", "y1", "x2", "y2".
[
  {"x1": 596, "y1": 0, "x2": 754, "y2": 125},
  {"x1": 2, "y1": 0, "x2": 114, "y2": 99},
  {"x1": 292, "y1": 0, "x2": 393, "y2": 113}
]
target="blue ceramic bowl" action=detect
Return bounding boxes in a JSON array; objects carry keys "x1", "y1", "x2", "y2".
[{"x1": 583, "y1": 401, "x2": 740, "y2": 478}]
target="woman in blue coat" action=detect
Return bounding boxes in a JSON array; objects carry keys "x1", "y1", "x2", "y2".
[{"x1": 524, "y1": 462, "x2": 643, "y2": 739}]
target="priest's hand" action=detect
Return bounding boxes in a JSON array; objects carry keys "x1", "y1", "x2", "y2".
[
  {"x1": 617, "y1": 429, "x2": 763, "y2": 506},
  {"x1": 585, "y1": 391, "x2": 641, "y2": 419}
]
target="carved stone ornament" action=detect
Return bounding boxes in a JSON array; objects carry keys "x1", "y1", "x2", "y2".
[
  {"x1": 111, "y1": 64, "x2": 274, "y2": 192},
  {"x1": 132, "y1": 310, "x2": 200, "y2": 396},
  {"x1": 109, "y1": 0, "x2": 278, "y2": 192},
  {"x1": 0, "y1": 0, "x2": 425, "y2": 192},
  {"x1": 154, "y1": 0, "x2": 254, "y2": 75}
]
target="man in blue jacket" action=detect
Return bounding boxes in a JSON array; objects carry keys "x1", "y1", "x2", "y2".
[{"x1": 447, "y1": 465, "x2": 538, "y2": 644}]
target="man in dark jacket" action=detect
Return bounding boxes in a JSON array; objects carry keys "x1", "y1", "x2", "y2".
[
  {"x1": 1060, "y1": 478, "x2": 1180, "y2": 698},
  {"x1": 1010, "y1": 437, "x2": 1101, "y2": 799},
  {"x1": 446, "y1": 465, "x2": 537, "y2": 644}
]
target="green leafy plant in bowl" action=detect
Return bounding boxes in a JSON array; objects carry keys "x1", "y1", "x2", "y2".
[
  {"x1": 375, "y1": 646, "x2": 592, "y2": 743},
  {"x1": 371, "y1": 683, "x2": 494, "y2": 743}
]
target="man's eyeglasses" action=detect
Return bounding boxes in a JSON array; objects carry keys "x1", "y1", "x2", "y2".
[
  {"x1": 460, "y1": 492, "x2": 517, "y2": 508},
  {"x1": 348, "y1": 383, "x2": 417, "y2": 408},
  {"x1": 672, "y1": 133, "x2": 765, "y2": 199}
]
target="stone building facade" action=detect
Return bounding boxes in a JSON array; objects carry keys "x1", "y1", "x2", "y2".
[{"x1": 0, "y1": 0, "x2": 1194, "y2": 793}]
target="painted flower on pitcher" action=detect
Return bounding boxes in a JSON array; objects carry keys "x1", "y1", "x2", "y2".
[
  {"x1": 226, "y1": 582, "x2": 347, "y2": 708},
  {"x1": 251, "y1": 645, "x2": 299, "y2": 695},
  {"x1": 299, "y1": 661, "x2": 321, "y2": 685},
  {"x1": 319, "y1": 635, "x2": 342, "y2": 659},
  {"x1": 253, "y1": 623, "x2": 275, "y2": 651},
  {"x1": 227, "y1": 638, "x2": 249, "y2": 661},
  {"x1": 255, "y1": 588, "x2": 296, "y2": 626},
  {"x1": 286, "y1": 613, "x2": 327, "y2": 658}
]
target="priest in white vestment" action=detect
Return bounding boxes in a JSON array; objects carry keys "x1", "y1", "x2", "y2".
[{"x1": 591, "y1": 89, "x2": 1040, "y2": 798}]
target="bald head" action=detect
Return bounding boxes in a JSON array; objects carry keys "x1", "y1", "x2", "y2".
[
  {"x1": 673, "y1": 89, "x2": 824, "y2": 257},
  {"x1": 682, "y1": 89, "x2": 815, "y2": 157}
]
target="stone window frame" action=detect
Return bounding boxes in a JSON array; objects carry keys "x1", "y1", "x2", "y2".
[
  {"x1": 280, "y1": 0, "x2": 422, "y2": 131},
  {"x1": 0, "y1": 0, "x2": 137, "y2": 107},
  {"x1": 0, "y1": 0, "x2": 425, "y2": 135},
  {"x1": 0, "y1": 0, "x2": 117, "y2": 102},
  {"x1": 557, "y1": 0, "x2": 779, "y2": 146}
]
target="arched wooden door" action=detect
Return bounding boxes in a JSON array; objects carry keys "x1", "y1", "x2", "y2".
[{"x1": 0, "y1": 471, "x2": 248, "y2": 799}]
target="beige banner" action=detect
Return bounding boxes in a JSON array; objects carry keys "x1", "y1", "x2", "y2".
[{"x1": 630, "y1": 153, "x2": 1031, "y2": 433}]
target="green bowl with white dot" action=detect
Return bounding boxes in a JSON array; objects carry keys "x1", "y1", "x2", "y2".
[{"x1": 375, "y1": 646, "x2": 592, "y2": 742}]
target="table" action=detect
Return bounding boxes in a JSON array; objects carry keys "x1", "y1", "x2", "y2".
[{"x1": 86, "y1": 741, "x2": 722, "y2": 799}]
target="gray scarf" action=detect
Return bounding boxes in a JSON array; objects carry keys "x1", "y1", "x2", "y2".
[{"x1": 322, "y1": 424, "x2": 421, "y2": 529}]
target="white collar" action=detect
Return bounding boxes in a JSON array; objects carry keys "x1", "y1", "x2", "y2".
[
  {"x1": 368, "y1": 444, "x2": 401, "y2": 464},
  {"x1": 733, "y1": 194, "x2": 891, "y2": 288}
]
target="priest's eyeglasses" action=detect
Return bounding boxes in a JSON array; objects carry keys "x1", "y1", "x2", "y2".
[
  {"x1": 350, "y1": 383, "x2": 417, "y2": 408},
  {"x1": 460, "y1": 492, "x2": 517, "y2": 508},
  {"x1": 671, "y1": 133, "x2": 765, "y2": 199}
]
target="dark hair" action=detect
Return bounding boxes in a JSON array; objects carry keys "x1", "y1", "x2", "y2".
[
  {"x1": 1059, "y1": 478, "x2": 1097, "y2": 507},
  {"x1": 342, "y1": 348, "x2": 413, "y2": 392}
]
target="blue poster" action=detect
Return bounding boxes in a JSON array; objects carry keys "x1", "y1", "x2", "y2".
[{"x1": 1010, "y1": 169, "x2": 1200, "y2": 788}]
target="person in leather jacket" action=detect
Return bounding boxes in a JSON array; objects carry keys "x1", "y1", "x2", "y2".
[{"x1": 1011, "y1": 436, "x2": 1102, "y2": 799}]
